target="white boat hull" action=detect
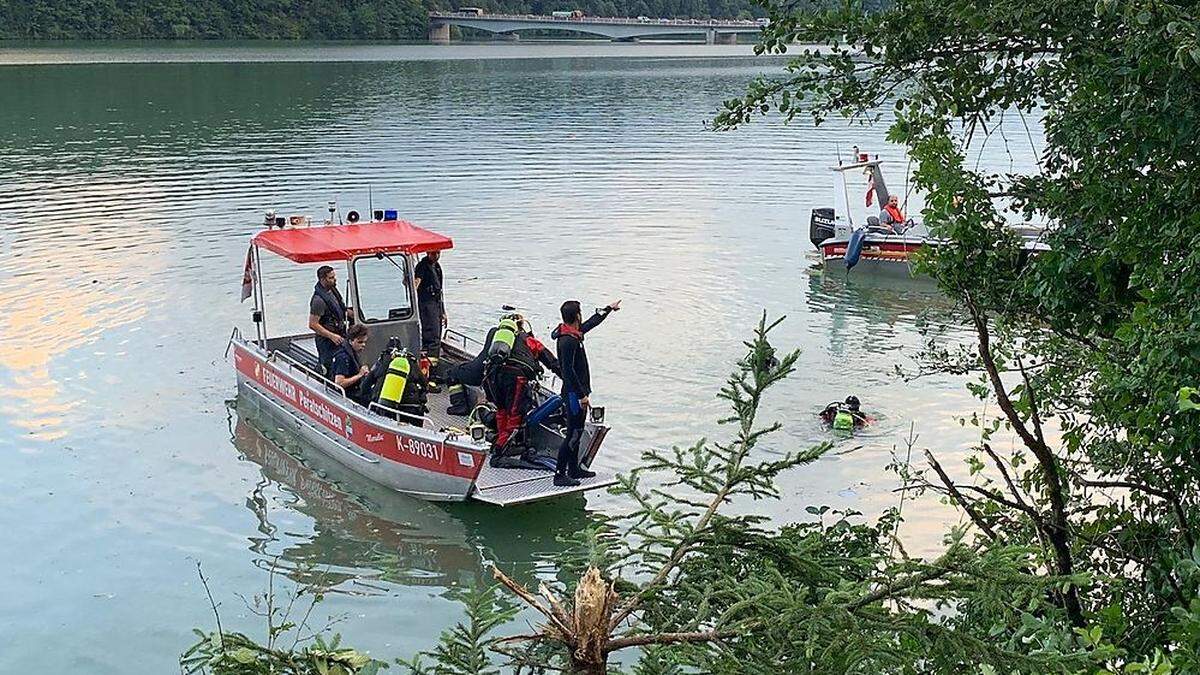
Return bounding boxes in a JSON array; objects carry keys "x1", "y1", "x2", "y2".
[
  {"x1": 231, "y1": 336, "x2": 618, "y2": 505},
  {"x1": 233, "y1": 339, "x2": 485, "y2": 501}
]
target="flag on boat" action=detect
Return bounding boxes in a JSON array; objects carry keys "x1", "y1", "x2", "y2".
[
  {"x1": 865, "y1": 169, "x2": 876, "y2": 207},
  {"x1": 240, "y1": 244, "x2": 255, "y2": 302}
]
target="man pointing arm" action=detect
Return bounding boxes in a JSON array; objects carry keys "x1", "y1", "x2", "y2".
[{"x1": 551, "y1": 298, "x2": 620, "y2": 486}]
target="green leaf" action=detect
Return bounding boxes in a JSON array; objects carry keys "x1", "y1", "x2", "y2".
[
  {"x1": 1178, "y1": 386, "x2": 1199, "y2": 412},
  {"x1": 230, "y1": 647, "x2": 257, "y2": 665}
]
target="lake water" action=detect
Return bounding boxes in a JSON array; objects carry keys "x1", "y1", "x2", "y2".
[{"x1": 0, "y1": 42, "x2": 1041, "y2": 673}]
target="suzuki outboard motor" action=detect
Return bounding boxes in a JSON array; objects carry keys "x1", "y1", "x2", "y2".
[{"x1": 809, "y1": 208, "x2": 836, "y2": 249}]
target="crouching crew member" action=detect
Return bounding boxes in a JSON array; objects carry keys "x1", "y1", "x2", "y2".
[
  {"x1": 484, "y1": 315, "x2": 561, "y2": 460},
  {"x1": 309, "y1": 265, "x2": 349, "y2": 377},
  {"x1": 441, "y1": 322, "x2": 501, "y2": 416},
  {"x1": 331, "y1": 325, "x2": 375, "y2": 406},
  {"x1": 552, "y1": 299, "x2": 620, "y2": 487}
]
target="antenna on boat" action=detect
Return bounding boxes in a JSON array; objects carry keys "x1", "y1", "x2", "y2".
[
  {"x1": 368, "y1": 185, "x2": 374, "y2": 222},
  {"x1": 903, "y1": 156, "x2": 913, "y2": 211},
  {"x1": 835, "y1": 142, "x2": 843, "y2": 166}
]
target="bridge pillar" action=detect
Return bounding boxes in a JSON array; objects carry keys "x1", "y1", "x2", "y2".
[
  {"x1": 705, "y1": 28, "x2": 715, "y2": 44},
  {"x1": 428, "y1": 22, "x2": 450, "y2": 44},
  {"x1": 714, "y1": 32, "x2": 737, "y2": 45}
]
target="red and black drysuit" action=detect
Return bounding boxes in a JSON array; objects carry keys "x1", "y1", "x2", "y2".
[{"x1": 483, "y1": 331, "x2": 561, "y2": 452}]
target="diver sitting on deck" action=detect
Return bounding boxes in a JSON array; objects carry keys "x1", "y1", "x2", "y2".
[
  {"x1": 331, "y1": 324, "x2": 376, "y2": 406},
  {"x1": 483, "y1": 314, "x2": 562, "y2": 465},
  {"x1": 372, "y1": 338, "x2": 428, "y2": 427}
]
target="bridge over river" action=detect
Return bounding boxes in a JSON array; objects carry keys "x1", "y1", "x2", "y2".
[{"x1": 428, "y1": 12, "x2": 764, "y2": 44}]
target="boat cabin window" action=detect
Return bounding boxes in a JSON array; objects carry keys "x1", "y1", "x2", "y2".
[{"x1": 353, "y1": 254, "x2": 413, "y2": 322}]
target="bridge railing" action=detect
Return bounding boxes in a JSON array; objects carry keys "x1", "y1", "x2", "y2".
[{"x1": 428, "y1": 12, "x2": 766, "y2": 28}]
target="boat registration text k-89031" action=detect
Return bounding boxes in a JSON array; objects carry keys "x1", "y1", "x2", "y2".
[{"x1": 397, "y1": 436, "x2": 443, "y2": 464}]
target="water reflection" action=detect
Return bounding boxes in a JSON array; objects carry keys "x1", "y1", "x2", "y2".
[
  {"x1": 0, "y1": 216, "x2": 165, "y2": 441},
  {"x1": 231, "y1": 405, "x2": 597, "y2": 593},
  {"x1": 803, "y1": 265, "x2": 960, "y2": 356}
]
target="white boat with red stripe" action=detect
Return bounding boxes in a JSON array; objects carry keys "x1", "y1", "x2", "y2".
[
  {"x1": 229, "y1": 209, "x2": 615, "y2": 505},
  {"x1": 808, "y1": 149, "x2": 1048, "y2": 275}
]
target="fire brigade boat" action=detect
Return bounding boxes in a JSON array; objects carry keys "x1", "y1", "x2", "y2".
[
  {"x1": 808, "y1": 153, "x2": 1049, "y2": 274},
  {"x1": 228, "y1": 212, "x2": 617, "y2": 505}
]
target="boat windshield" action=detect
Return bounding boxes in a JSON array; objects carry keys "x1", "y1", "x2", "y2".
[{"x1": 354, "y1": 254, "x2": 413, "y2": 322}]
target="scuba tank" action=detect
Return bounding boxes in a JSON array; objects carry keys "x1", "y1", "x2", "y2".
[
  {"x1": 378, "y1": 352, "x2": 413, "y2": 408},
  {"x1": 822, "y1": 396, "x2": 865, "y2": 431},
  {"x1": 487, "y1": 316, "x2": 518, "y2": 363}
]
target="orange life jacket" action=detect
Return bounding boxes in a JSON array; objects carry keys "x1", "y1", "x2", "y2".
[{"x1": 884, "y1": 204, "x2": 905, "y2": 223}]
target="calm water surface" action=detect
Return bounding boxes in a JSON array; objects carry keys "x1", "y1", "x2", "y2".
[{"x1": 0, "y1": 42, "x2": 1041, "y2": 673}]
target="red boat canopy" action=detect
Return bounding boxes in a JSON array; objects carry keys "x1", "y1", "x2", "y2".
[{"x1": 254, "y1": 220, "x2": 454, "y2": 263}]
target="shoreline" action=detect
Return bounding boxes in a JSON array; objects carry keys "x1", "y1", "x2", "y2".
[{"x1": 0, "y1": 40, "x2": 786, "y2": 66}]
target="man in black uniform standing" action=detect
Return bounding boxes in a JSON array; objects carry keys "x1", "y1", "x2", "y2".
[
  {"x1": 413, "y1": 250, "x2": 446, "y2": 357},
  {"x1": 551, "y1": 298, "x2": 620, "y2": 486},
  {"x1": 308, "y1": 265, "x2": 349, "y2": 377}
]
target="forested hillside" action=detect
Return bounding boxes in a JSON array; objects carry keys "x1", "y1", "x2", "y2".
[
  {"x1": 0, "y1": 0, "x2": 429, "y2": 39},
  {"x1": 0, "y1": 0, "x2": 864, "y2": 39}
]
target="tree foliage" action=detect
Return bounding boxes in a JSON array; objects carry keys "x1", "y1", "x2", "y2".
[
  {"x1": 718, "y1": 0, "x2": 1200, "y2": 668},
  {"x1": 181, "y1": 562, "x2": 390, "y2": 675},
  {"x1": 0, "y1": 0, "x2": 428, "y2": 40},
  {"x1": 187, "y1": 314, "x2": 1160, "y2": 672},
  {"x1": 0, "y1": 0, "x2": 781, "y2": 40},
  {"x1": 412, "y1": 316, "x2": 1103, "y2": 673}
]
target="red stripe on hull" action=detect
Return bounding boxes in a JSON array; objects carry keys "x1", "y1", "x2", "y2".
[
  {"x1": 822, "y1": 240, "x2": 927, "y2": 263},
  {"x1": 233, "y1": 344, "x2": 483, "y2": 481}
]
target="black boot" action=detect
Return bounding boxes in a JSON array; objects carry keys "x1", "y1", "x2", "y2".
[
  {"x1": 563, "y1": 442, "x2": 594, "y2": 479},
  {"x1": 554, "y1": 473, "x2": 580, "y2": 487}
]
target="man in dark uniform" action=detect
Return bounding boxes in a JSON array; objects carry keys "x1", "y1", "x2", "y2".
[
  {"x1": 308, "y1": 265, "x2": 348, "y2": 377},
  {"x1": 330, "y1": 324, "x2": 375, "y2": 405},
  {"x1": 551, "y1": 298, "x2": 620, "y2": 486},
  {"x1": 413, "y1": 250, "x2": 446, "y2": 357}
]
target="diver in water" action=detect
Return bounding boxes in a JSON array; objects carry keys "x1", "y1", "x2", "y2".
[{"x1": 820, "y1": 396, "x2": 871, "y2": 431}]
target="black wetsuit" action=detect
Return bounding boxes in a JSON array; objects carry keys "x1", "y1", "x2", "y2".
[
  {"x1": 448, "y1": 326, "x2": 497, "y2": 388},
  {"x1": 551, "y1": 309, "x2": 610, "y2": 475}
]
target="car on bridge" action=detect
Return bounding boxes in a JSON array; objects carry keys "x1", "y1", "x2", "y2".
[{"x1": 457, "y1": 6, "x2": 484, "y2": 15}]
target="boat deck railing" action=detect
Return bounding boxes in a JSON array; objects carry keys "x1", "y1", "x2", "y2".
[
  {"x1": 270, "y1": 349, "x2": 347, "y2": 398},
  {"x1": 444, "y1": 328, "x2": 483, "y2": 350},
  {"x1": 368, "y1": 400, "x2": 442, "y2": 429}
]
